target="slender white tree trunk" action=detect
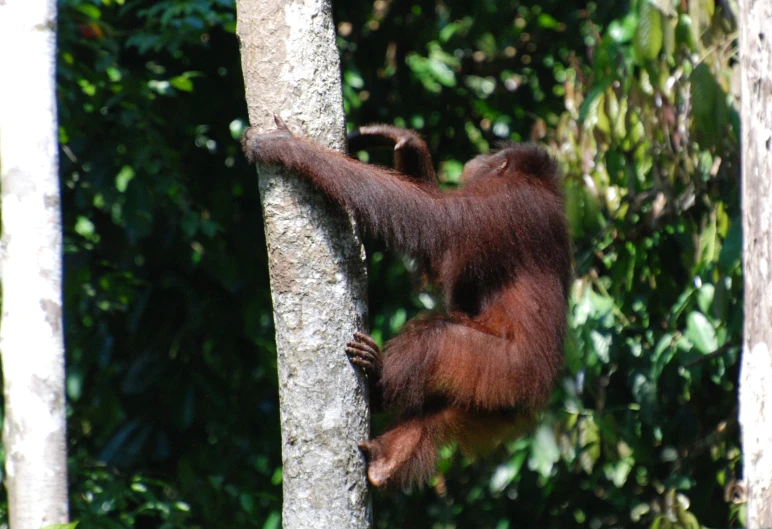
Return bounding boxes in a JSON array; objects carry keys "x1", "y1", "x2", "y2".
[
  {"x1": 236, "y1": 1, "x2": 371, "y2": 528},
  {"x1": 0, "y1": 0, "x2": 70, "y2": 527},
  {"x1": 738, "y1": 0, "x2": 772, "y2": 526}
]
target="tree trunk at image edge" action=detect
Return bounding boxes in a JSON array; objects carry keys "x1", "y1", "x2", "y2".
[
  {"x1": 739, "y1": 0, "x2": 772, "y2": 526},
  {"x1": 235, "y1": 1, "x2": 372, "y2": 528},
  {"x1": 0, "y1": 0, "x2": 70, "y2": 527}
]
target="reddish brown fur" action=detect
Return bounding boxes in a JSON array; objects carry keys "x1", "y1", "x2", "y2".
[{"x1": 243, "y1": 119, "x2": 571, "y2": 489}]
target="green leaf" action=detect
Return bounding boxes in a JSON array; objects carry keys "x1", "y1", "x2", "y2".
[
  {"x1": 476, "y1": 33, "x2": 498, "y2": 56},
  {"x1": 343, "y1": 70, "x2": 364, "y2": 89},
  {"x1": 439, "y1": 18, "x2": 473, "y2": 42},
  {"x1": 607, "y1": 15, "x2": 637, "y2": 43},
  {"x1": 41, "y1": 524, "x2": 78, "y2": 529},
  {"x1": 578, "y1": 84, "x2": 608, "y2": 123},
  {"x1": 76, "y1": 4, "x2": 101, "y2": 19},
  {"x1": 679, "y1": 510, "x2": 700, "y2": 529},
  {"x1": 690, "y1": 63, "x2": 728, "y2": 144},
  {"x1": 528, "y1": 424, "x2": 560, "y2": 477},
  {"x1": 565, "y1": 180, "x2": 585, "y2": 239},
  {"x1": 670, "y1": 286, "x2": 695, "y2": 324},
  {"x1": 719, "y1": 218, "x2": 742, "y2": 269},
  {"x1": 489, "y1": 456, "x2": 524, "y2": 493},
  {"x1": 75, "y1": 216, "x2": 96, "y2": 238},
  {"x1": 662, "y1": 14, "x2": 677, "y2": 56},
  {"x1": 577, "y1": 416, "x2": 600, "y2": 475},
  {"x1": 698, "y1": 214, "x2": 719, "y2": 265},
  {"x1": 689, "y1": 0, "x2": 715, "y2": 48},
  {"x1": 440, "y1": 159, "x2": 464, "y2": 184},
  {"x1": 239, "y1": 492, "x2": 254, "y2": 513},
  {"x1": 634, "y1": 2, "x2": 664, "y2": 62},
  {"x1": 537, "y1": 13, "x2": 559, "y2": 29},
  {"x1": 685, "y1": 311, "x2": 718, "y2": 354},
  {"x1": 652, "y1": 333, "x2": 676, "y2": 379},
  {"x1": 631, "y1": 503, "x2": 652, "y2": 522},
  {"x1": 650, "y1": 515, "x2": 673, "y2": 529},
  {"x1": 170, "y1": 75, "x2": 194, "y2": 92},
  {"x1": 263, "y1": 512, "x2": 280, "y2": 529},
  {"x1": 590, "y1": 330, "x2": 612, "y2": 363},
  {"x1": 389, "y1": 308, "x2": 407, "y2": 333},
  {"x1": 675, "y1": 14, "x2": 695, "y2": 50},
  {"x1": 605, "y1": 458, "x2": 633, "y2": 487},
  {"x1": 229, "y1": 118, "x2": 247, "y2": 140},
  {"x1": 115, "y1": 165, "x2": 135, "y2": 193},
  {"x1": 595, "y1": 91, "x2": 610, "y2": 135},
  {"x1": 427, "y1": 58, "x2": 456, "y2": 87},
  {"x1": 696, "y1": 283, "x2": 714, "y2": 314},
  {"x1": 406, "y1": 54, "x2": 441, "y2": 93}
]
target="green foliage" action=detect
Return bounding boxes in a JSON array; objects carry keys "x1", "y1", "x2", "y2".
[
  {"x1": 70, "y1": 464, "x2": 192, "y2": 528},
  {"x1": 0, "y1": 0, "x2": 741, "y2": 528},
  {"x1": 54, "y1": 0, "x2": 281, "y2": 526},
  {"x1": 634, "y1": 2, "x2": 664, "y2": 62},
  {"x1": 338, "y1": 0, "x2": 742, "y2": 527}
]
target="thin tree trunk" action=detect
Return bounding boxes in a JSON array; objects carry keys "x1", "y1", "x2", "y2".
[
  {"x1": 738, "y1": 0, "x2": 772, "y2": 526},
  {"x1": 0, "y1": 0, "x2": 70, "y2": 527},
  {"x1": 235, "y1": 1, "x2": 371, "y2": 528}
]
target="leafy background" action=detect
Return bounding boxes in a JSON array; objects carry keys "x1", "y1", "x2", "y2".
[{"x1": 2, "y1": 0, "x2": 743, "y2": 527}]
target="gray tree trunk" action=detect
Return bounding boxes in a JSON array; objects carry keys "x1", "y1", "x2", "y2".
[
  {"x1": 738, "y1": 0, "x2": 772, "y2": 526},
  {"x1": 0, "y1": 0, "x2": 70, "y2": 527},
  {"x1": 235, "y1": 1, "x2": 371, "y2": 528}
]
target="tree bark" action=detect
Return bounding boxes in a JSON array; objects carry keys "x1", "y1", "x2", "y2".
[
  {"x1": 235, "y1": 1, "x2": 371, "y2": 528},
  {"x1": 0, "y1": 0, "x2": 70, "y2": 527},
  {"x1": 738, "y1": 0, "x2": 772, "y2": 526}
]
